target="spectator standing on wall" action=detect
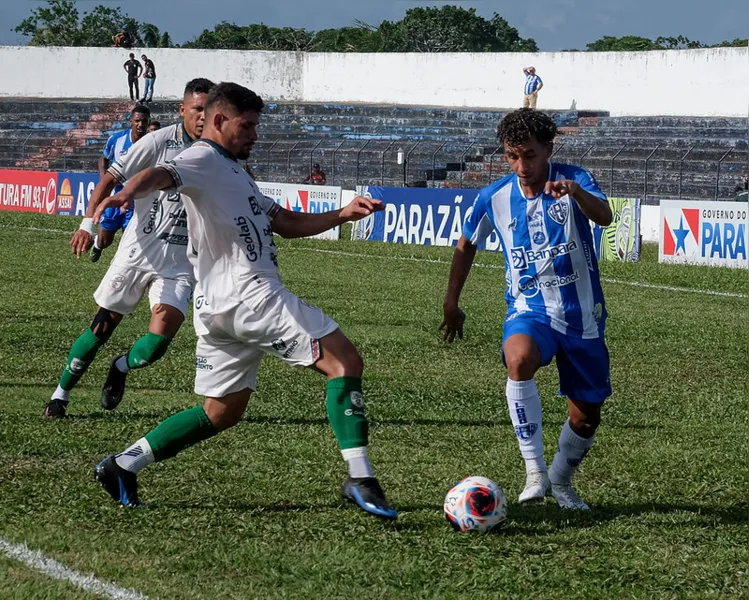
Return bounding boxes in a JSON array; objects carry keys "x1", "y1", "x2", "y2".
[
  {"x1": 140, "y1": 54, "x2": 157, "y2": 103},
  {"x1": 124, "y1": 53, "x2": 143, "y2": 101},
  {"x1": 522, "y1": 66, "x2": 543, "y2": 109},
  {"x1": 303, "y1": 163, "x2": 327, "y2": 185}
]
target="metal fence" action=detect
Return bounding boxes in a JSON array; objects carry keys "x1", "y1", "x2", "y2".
[{"x1": 246, "y1": 138, "x2": 748, "y2": 202}]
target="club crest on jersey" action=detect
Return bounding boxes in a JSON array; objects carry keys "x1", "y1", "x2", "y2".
[{"x1": 547, "y1": 201, "x2": 569, "y2": 225}]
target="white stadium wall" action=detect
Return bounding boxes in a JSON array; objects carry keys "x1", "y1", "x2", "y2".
[{"x1": 0, "y1": 46, "x2": 746, "y2": 116}]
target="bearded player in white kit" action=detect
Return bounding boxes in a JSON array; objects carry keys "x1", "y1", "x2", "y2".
[
  {"x1": 45, "y1": 78, "x2": 216, "y2": 418},
  {"x1": 93, "y1": 82, "x2": 397, "y2": 520}
]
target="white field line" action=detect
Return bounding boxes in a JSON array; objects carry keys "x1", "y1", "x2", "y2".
[
  {"x1": 0, "y1": 537, "x2": 150, "y2": 600},
  {"x1": 5, "y1": 225, "x2": 745, "y2": 300},
  {"x1": 0, "y1": 225, "x2": 74, "y2": 235},
  {"x1": 287, "y1": 247, "x2": 748, "y2": 299}
]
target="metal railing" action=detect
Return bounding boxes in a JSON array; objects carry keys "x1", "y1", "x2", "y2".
[
  {"x1": 242, "y1": 139, "x2": 747, "y2": 203},
  {"x1": 6, "y1": 135, "x2": 747, "y2": 203}
]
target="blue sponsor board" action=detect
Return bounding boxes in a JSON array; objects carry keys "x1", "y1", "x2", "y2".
[
  {"x1": 55, "y1": 172, "x2": 100, "y2": 216},
  {"x1": 352, "y1": 186, "x2": 500, "y2": 250}
]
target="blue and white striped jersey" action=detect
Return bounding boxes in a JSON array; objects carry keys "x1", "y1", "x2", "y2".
[
  {"x1": 103, "y1": 129, "x2": 134, "y2": 193},
  {"x1": 524, "y1": 72, "x2": 543, "y2": 95},
  {"x1": 463, "y1": 163, "x2": 608, "y2": 339}
]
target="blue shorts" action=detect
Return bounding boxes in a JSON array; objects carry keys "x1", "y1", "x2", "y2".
[
  {"x1": 99, "y1": 205, "x2": 133, "y2": 232},
  {"x1": 502, "y1": 314, "x2": 611, "y2": 404}
]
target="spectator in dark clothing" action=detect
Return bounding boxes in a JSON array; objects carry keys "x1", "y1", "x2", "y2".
[
  {"x1": 123, "y1": 53, "x2": 143, "y2": 101},
  {"x1": 149, "y1": 121, "x2": 161, "y2": 132},
  {"x1": 140, "y1": 54, "x2": 157, "y2": 102},
  {"x1": 734, "y1": 173, "x2": 748, "y2": 195},
  {"x1": 303, "y1": 163, "x2": 327, "y2": 185},
  {"x1": 113, "y1": 26, "x2": 134, "y2": 48}
]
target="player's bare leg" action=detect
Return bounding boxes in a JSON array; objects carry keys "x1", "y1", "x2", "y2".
[
  {"x1": 548, "y1": 398, "x2": 601, "y2": 510},
  {"x1": 102, "y1": 303, "x2": 184, "y2": 410},
  {"x1": 313, "y1": 329, "x2": 397, "y2": 519},
  {"x1": 503, "y1": 333, "x2": 550, "y2": 503},
  {"x1": 90, "y1": 227, "x2": 116, "y2": 263},
  {"x1": 46, "y1": 307, "x2": 124, "y2": 418}
]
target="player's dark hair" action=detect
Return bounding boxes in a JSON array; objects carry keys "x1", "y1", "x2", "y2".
[
  {"x1": 206, "y1": 82, "x2": 264, "y2": 115},
  {"x1": 131, "y1": 104, "x2": 151, "y2": 118},
  {"x1": 183, "y1": 78, "x2": 216, "y2": 97},
  {"x1": 497, "y1": 108, "x2": 557, "y2": 147},
  {"x1": 150, "y1": 120, "x2": 161, "y2": 129}
]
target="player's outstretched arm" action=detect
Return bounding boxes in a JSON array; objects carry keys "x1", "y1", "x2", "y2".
[
  {"x1": 93, "y1": 167, "x2": 175, "y2": 225},
  {"x1": 545, "y1": 180, "x2": 612, "y2": 226},
  {"x1": 440, "y1": 235, "x2": 477, "y2": 343},
  {"x1": 271, "y1": 195, "x2": 383, "y2": 239}
]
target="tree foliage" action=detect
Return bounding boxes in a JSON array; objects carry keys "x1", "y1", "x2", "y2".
[
  {"x1": 586, "y1": 34, "x2": 747, "y2": 51},
  {"x1": 14, "y1": 0, "x2": 169, "y2": 47}
]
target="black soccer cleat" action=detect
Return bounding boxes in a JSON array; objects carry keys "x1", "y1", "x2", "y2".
[
  {"x1": 43, "y1": 399, "x2": 68, "y2": 419},
  {"x1": 341, "y1": 477, "x2": 398, "y2": 520},
  {"x1": 94, "y1": 455, "x2": 140, "y2": 507},
  {"x1": 101, "y1": 356, "x2": 128, "y2": 411},
  {"x1": 90, "y1": 246, "x2": 102, "y2": 263}
]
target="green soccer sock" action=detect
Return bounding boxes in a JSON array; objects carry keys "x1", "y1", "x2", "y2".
[
  {"x1": 126, "y1": 332, "x2": 171, "y2": 370},
  {"x1": 144, "y1": 405, "x2": 217, "y2": 462},
  {"x1": 58, "y1": 328, "x2": 106, "y2": 391},
  {"x1": 326, "y1": 376, "x2": 368, "y2": 450}
]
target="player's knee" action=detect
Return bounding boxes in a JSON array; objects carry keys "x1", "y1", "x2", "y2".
[
  {"x1": 504, "y1": 352, "x2": 537, "y2": 380},
  {"x1": 90, "y1": 308, "x2": 121, "y2": 342},
  {"x1": 204, "y1": 399, "x2": 246, "y2": 432},
  {"x1": 570, "y1": 412, "x2": 600, "y2": 437}
]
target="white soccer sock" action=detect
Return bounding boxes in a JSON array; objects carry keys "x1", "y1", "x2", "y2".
[
  {"x1": 115, "y1": 355, "x2": 130, "y2": 374},
  {"x1": 51, "y1": 385, "x2": 70, "y2": 403},
  {"x1": 93, "y1": 235, "x2": 101, "y2": 251},
  {"x1": 341, "y1": 447, "x2": 374, "y2": 479},
  {"x1": 549, "y1": 419, "x2": 596, "y2": 485},
  {"x1": 506, "y1": 378, "x2": 546, "y2": 473},
  {"x1": 115, "y1": 437, "x2": 154, "y2": 474}
]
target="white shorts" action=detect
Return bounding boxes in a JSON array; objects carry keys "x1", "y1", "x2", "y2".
[
  {"x1": 194, "y1": 287, "x2": 339, "y2": 397},
  {"x1": 93, "y1": 264, "x2": 194, "y2": 316}
]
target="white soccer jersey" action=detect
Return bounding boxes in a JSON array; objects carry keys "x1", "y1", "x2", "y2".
[
  {"x1": 107, "y1": 123, "x2": 194, "y2": 280},
  {"x1": 159, "y1": 140, "x2": 281, "y2": 312}
]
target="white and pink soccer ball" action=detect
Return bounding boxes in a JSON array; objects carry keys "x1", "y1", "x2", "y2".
[{"x1": 444, "y1": 476, "x2": 507, "y2": 533}]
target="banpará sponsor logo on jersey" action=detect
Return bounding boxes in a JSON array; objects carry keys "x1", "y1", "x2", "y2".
[
  {"x1": 195, "y1": 356, "x2": 213, "y2": 371},
  {"x1": 143, "y1": 198, "x2": 164, "y2": 234},
  {"x1": 547, "y1": 200, "x2": 569, "y2": 225},
  {"x1": 511, "y1": 240, "x2": 578, "y2": 270},
  {"x1": 517, "y1": 271, "x2": 580, "y2": 298}
]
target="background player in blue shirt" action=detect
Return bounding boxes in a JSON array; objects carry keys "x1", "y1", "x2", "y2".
[
  {"x1": 441, "y1": 108, "x2": 613, "y2": 510},
  {"x1": 91, "y1": 105, "x2": 151, "y2": 263}
]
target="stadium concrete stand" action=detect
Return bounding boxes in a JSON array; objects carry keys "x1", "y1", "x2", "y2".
[{"x1": 0, "y1": 98, "x2": 745, "y2": 203}]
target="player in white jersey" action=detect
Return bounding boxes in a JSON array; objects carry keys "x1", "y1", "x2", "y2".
[
  {"x1": 441, "y1": 109, "x2": 613, "y2": 510},
  {"x1": 45, "y1": 79, "x2": 216, "y2": 419},
  {"x1": 92, "y1": 82, "x2": 397, "y2": 520},
  {"x1": 90, "y1": 105, "x2": 151, "y2": 263}
]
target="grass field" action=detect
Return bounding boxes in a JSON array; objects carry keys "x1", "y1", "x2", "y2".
[{"x1": 1, "y1": 211, "x2": 748, "y2": 600}]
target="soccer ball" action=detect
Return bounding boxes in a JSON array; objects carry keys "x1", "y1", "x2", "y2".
[{"x1": 444, "y1": 476, "x2": 507, "y2": 533}]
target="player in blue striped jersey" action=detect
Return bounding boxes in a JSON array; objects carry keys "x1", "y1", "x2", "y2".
[
  {"x1": 90, "y1": 105, "x2": 150, "y2": 263},
  {"x1": 441, "y1": 109, "x2": 613, "y2": 510}
]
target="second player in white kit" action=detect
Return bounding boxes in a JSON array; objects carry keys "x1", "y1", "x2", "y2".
[{"x1": 93, "y1": 82, "x2": 398, "y2": 520}]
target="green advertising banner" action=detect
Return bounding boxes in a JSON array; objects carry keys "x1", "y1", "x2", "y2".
[{"x1": 593, "y1": 197, "x2": 641, "y2": 262}]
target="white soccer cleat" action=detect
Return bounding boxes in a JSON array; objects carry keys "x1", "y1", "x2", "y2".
[
  {"x1": 518, "y1": 469, "x2": 550, "y2": 504},
  {"x1": 550, "y1": 482, "x2": 590, "y2": 510}
]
